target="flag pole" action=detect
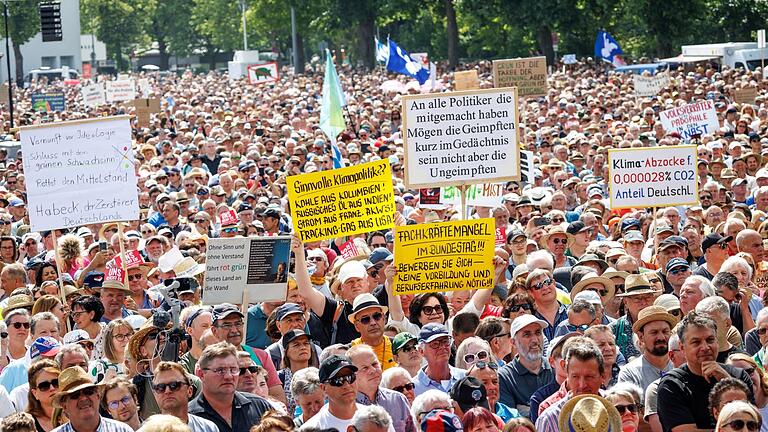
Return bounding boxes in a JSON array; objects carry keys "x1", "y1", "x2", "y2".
[{"x1": 50, "y1": 229, "x2": 71, "y2": 332}]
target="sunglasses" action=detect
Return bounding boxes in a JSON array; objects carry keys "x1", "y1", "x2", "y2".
[
  {"x1": 421, "y1": 305, "x2": 443, "y2": 316},
  {"x1": 614, "y1": 404, "x2": 638, "y2": 415},
  {"x1": 508, "y1": 303, "x2": 532, "y2": 313},
  {"x1": 79, "y1": 341, "x2": 95, "y2": 350},
  {"x1": 532, "y1": 278, "x2": 552, "y2": 290},
  {"x1": 669, "y1": 267, "x2": 690, "y2": 276},
  {"x1": 723, "y1": 420, "x2": 760, "y2": 431},
  {"x1": 358, "y1": 312, "x2": 383, "y2": 325},
  {"x1": 551, "y1": 238, "x2": 568, "y2": 245},
  {"x1": 392, "y1": 382, "x2": 415, "y2": 393},
  {"x1": 36, "y1": 379, "x2": 59, "y2": 391},
  {"x1": 551, "y1": 217, "x2": 565, "y2": 223},
  {"x1": 669, "y1": 309, "x2": 682, "y2": 318},
  {"x1": 127, "y1": 274, "x2": 143, "y2": 281},
  {"x1": 152, "y1": 380, "x2": 186, "y2": 393},
  {"x1": 463, "y1": 350, "x2": 489, "y2": 365},
  {"x1": 398, "y1": 342, "x2": 417, "y2": 354},
  {"x1": 240, "y1": 366, "x2": 259, "y2": 375},
  {"x1": 327, "y1": 374, "x2": 356, "y2": 387},
  {"x1": 223, "y1": 227, "x2": 238, "y2": 234},
  {"x1": 471, "y1": 360, "x2": 499, "y2": 371},
  {"x1": 67, "y1": 386, "x2": 98, "y2": 400},
  {"x1": 567, "y1": 323, "x2": 590, "y2": 333},
  {"x1": 10, "y1": 322, "x2": 30, "y2": 329}
]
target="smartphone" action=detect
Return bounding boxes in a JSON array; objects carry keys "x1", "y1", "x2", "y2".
[
  {"x1": 533, "y1": 217, "x2": 551, "y2": 227},
  {"x1": 259, "y1": 167, "x2": 265, "y2": 176},
  {"x1": 255, "y1": 128, "x2": 264, "y2": 136},
  {"x1": 99, "y1": 241, "x2": 108, "y2": 251}
]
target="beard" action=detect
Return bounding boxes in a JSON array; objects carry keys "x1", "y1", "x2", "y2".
[{"x1": 649, "y1": 343, "x2": 669, "y2": 357}]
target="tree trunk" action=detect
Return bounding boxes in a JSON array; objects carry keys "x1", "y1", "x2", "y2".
[
  {"x1": 207, "y1": 44, "x2": 216, "y2": 71},
  {"x1": 12, "y1": 42, "x2": 22, "y2": 86},
  {"x1": 295, "y1": 33, "x2": 305, "y2": 74},
  {"x1": 445, "y1": 0, "x2": 459, "y2": 70},
  {"x1": 115, "y1": 41, "x2": 124, "y2": 71},
  {"x1": 158, "y1": 39, "x2": 169, "y2": 70},
  {"x1": 356, "y1": 16, "x2": 375, "y2": 69},
  {"x1": 536, "y1": 26, "x2": 555, "y2": 66}
]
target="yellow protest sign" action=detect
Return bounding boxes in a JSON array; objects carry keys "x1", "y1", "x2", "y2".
[
  {"x1": 287, "y1": 159, "x2": 395, "y2": 242},
  {"x1": 394, "y1": 218, "x2": 495, "y2": 295},
  {"x1": 454, "y1": 70, "x2": 480, "y2": 91},
  {"x1": 492, "y1": 56, "x2": 548, "y2": 97}
]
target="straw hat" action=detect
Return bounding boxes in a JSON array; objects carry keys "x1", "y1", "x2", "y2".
[
  {"x1": 558, "y1": 394, "x2": 622, "y2": 432},
  {"x1": 98, "y1": 222, "x2": 128, "y2": 241},
  {"x1": 128, "y1": 323, "x2": 163, "y2": 361},
  {"x1": 51, "y1": 366, "x2": 103, "y2": 409},
  {"x1": 570, "y1": 273, "x2": 616, "y2": 303},
  {"x1": 632, "y1": 305, "x2": 679, "y2": 333},
  {"x1": 5, "y1": 294, "x2": 34, "y2": 313},
  {"x1": 101, "y1": 279, "x2": 131, "y2": 294},
  {"x1": 616, "y1": 274, "x2": 659, "y2": 298},
  {"x1": 540, "y1": 225, "x2": 574, "y2": 248},
  {"x1": 173, "y1": 256, "x2": 205, "y2": 278}
]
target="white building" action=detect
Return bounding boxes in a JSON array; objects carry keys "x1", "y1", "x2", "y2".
[
  {"x1": 0, "y1": 0, "x2": 82, "y2": 81},
  {"x1": 80, "y1": 34, "x2": 106, "y2": 64}
]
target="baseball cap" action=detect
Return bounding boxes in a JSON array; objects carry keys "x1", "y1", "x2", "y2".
[
  {"x1": 665, "y1": 257, "x2": 690, "y2": 273},
  {"x1": 420, "y1": 410, "x2": 464, "y2": 432},
  {"x1": 281, "y1": 329, "x2": 309, "y2": 350},
  {"x1": 655, "y1": 293, "x2": 682, "y2": 312},
  {"x1": 418, "y1": 323, "x2": 450, "y2": 344},
  {"x1": 212, "y1": 303, "x2": 244, "y2": 322},
  {"x1": 654, "y1": 224, "x2": 674, "y2": 235},
  {"x1": 338, "y1": 260, "x2": 367, "y2": 285},
  {"x1": 82, "y1": 271, "x2": 104, "y2": 289},
  {"x1": 449, "y1": 376, "x2": 490, "y2": 412},
  {"x1": 369, "y1": 247, "x2": 394, "y2": 265},
  {"x1": 63, "y1": 329, "x2": 94, "y2": 345},
  {"x1": 29, "y1": 337, "x2": 61, "y2": 360},
  {"x1": 510, "y1": 315, "x2": 548, "y2": 339},
  {"x1": 623, "y1": 230, "x2": 644, "y2": 243},
  {"x1": 702, "y1": 233, "x2": 733, "y2": 253},
  {"x1": 620, "y1": 218, "x2": 641, "y2": 232},
  {"x1": 275, "y1": 303, "x2": 303, "y2": 321},
  {"x1": 658, "y1": 236, "x2": 687, "y2": 251},
  {"x1": 566, "y1": 221, "x2": 589, "y2": 235},
  {"x1": 573, "y1": 290, "x2": 602, "y2": 306},
  {"x1": 318, "y1": 355, "x2": 358, "y2": 383},
  {"x1": 392, "y1": 332, "x2": 417, "y2": 355}
]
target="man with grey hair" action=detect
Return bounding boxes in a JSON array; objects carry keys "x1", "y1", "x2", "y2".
[
  {"x1": 348, "y1": 405, "x2": 393, "y2": 432},
  {"x1": 0, "y1": 264, "x2": 26, "y2": 306},
  {"x1": 679, "y1": 275, "x2": 715, "y2": 314},
  {"x1": 748, "y1": 308, "x2": 768, "y2": 356},
  {"x1": 409, "y1": 389, "x2": 453, "y2": 426},
  {"x1": 695, "y1": 295, "x2": 747, "y2": 362},
  {"x1": 291, "y1": 367, "x2": 324, "y2": 428}
]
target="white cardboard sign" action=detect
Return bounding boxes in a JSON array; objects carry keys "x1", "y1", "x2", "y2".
[
  {"x1": 659, "y1": 100, "x2": 719, "y2": 141},
  {"x1": 401, "y1": 88, "x2": 520, "y2": 188},
  {"x1": 634, "y1": 71, "x2": 670, "y2": 97},
  {"x1": 608, "y1": 145, "x2": 698, "y2": 209},
  {"x1": 20, "y1": 116, "x2": 140, "y2": 231},
  {"x1": 105, "y1": 80, "x2": 136, "y2": 102},
  {"x1": 81, "y1": 83, "x2": 106, "y2": 107}
]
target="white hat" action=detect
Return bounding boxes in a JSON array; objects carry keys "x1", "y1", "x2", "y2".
[
  {"x1": 510, "y1": 315, "x2": 548, "y2": 339},
  {"x1": 63, "y1": 329, "x2": 93, "y2": 345},
  {"x1": 573, "y1": 290, "x2": 602, "y2": 306},
  {"x1": 338, "y1": 260, "x2": 367, "y2": 285},
  {"x1": 654, "y1": 293, "x2": 681, "y2": 312}
]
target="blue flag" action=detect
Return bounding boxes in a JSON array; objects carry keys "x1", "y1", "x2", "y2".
[
  {"x1": 594, "y1": 30, "x2": 626, "y2": 67},
  {"x1": 386, "y1": 39, "x2": 430, "y2": 85},
  {"x1": 375, "y1": 37, "x2": 389, "y2": 64}
]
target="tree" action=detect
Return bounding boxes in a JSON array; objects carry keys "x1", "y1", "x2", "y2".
[
  {"x1": 4, "y1": 0, "x2": 41, "y2": 85},
  {"x1": 150, "y1": 0, "x2": 198, "y2": 70},
  {"x1": 191, "y1": 0, "x2": 241, "y2": 70},
  {"x1": 80, "y1": 0, "x2": 154, "y2": 71}
]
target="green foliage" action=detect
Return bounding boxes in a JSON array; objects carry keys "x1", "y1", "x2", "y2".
[
  {"x1": 5, "y1": 0, "x2": 41, "y2": 46},
  {"x1": 80, "y1": 0, "x2": 154, "y2": 70}
]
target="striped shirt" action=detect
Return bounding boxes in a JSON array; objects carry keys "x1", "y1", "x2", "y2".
[{"x1": 52, "y1": 417, "x2": 133, "y2": 432}]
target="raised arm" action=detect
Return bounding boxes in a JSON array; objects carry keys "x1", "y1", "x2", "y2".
[
  {"x1": 384, "y1": 264, "x2": 405, "y2": 322},
  {"x1": 292, "y1": 233, "x2": 326, "y2": 316},
  {"x1": 468, "y1": 255, "x2": 506, "y2": 313}
]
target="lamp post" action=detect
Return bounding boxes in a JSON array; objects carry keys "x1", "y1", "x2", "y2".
[{"x1": 3, "y1": 1, "x2": 13, "y2": 129}]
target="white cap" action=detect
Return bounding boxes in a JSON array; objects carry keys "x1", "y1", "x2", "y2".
[
  {"x1": 510, "y1": 315, "x2": 548, "y2": 339},
  {"x1": 654, "y1": 293, "x2": 681, "y2": 312},
  {"x1": 338, "y1": 260, "x2": 367, "y2": 285},
  {"x1": 757, "y1": 168, "x2": 768, "y2": 179},
  {"x1": 63, "y1": 329, "x2": 92, "y2": 345},
  {"x1": 574, "y1": 290, "x2": 603, "y2": 306}
]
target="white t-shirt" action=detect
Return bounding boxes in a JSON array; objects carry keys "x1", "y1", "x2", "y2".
[
  {"x1": 300, "y1": 403, "x2": 395, "y2": 432},
  {"x1": 10, "y1": 382, "x2": 28, "y2": 411}
]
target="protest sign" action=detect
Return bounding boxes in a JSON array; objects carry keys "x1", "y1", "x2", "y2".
[
  {"x1": 81, "y1": 83, "x2": 106, "y2": 107},
  {"x1": 105, "y1": 80, "x2": 136, "y2": 102},
  {"x1": 204, "y1": 236, "x2": 291, "y2": 304},
  {"x1": 138, "y1": 78, "x2": 150, "y2": 98},
  {"x1": 19, "y1": 116, "x2": 139, "y2": 231},
  {"x1": 31, "y1": 92, "x2": 65, "y2": 112},
  {"x1": 608, "y1": 145, "x2": 698, "y2": 209},
  {"x1": 658, "y1": 100, "x2": 719, "y2": 141},
  {"x1": 287, "y1": 159, "x2": 396, "y2": 242},
  {"x1": 393, "y1": 218, "x2": 495, "y2": 295},
  {"x1": 419, "y1": 188, "x2": 443, "y2": 209},
  {"x1": 520, "y1": 150, "x2": 536, "y2": 185},
  {"x1": 402, "y1": 87, "x2": 520, "y2": 188},
  {"x1": 454, "y1": 70, "x2": 479, "y2": 91},
  {"x1": 441, "y1": 183, "x2": 505, "y2": 207},
  {"x1": 734, "y1": 86, "x2": 758, "y2": 105},
  {"x1": 563, "y1": 54, "x2": 577, "y2": 65},
  {"x1": 495, "y1": 228, "x2": 506, "y2": 246},
  {"x1": 492, "y1": 57, "x2": 547, "y2": 97},
  {"x1": 634, "y1": 71, "x2": 670, "y2": 97},
  {"x1": 247, "y1": 62, "x2": 279, "y2": 84},
  {"x1": 132, "y1": 99, "x2": 161, "y2": 128},
  {"x1": 107, "y1": 249, "x2": 144, "y2": 269}
]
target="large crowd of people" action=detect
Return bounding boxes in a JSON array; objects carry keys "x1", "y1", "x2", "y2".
[{"x1": 0, "y1": 57, "x2": 765, "y2": 432}]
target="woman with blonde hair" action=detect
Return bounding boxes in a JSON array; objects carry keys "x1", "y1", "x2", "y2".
[
  {"x1": 727, "y1": 353, "x2": 768, "y2": 423},
  {"x1": 715, "y1": 400, "x2": 761, "y2": 432},
  {"x1": 249, "y1": 410, "x2": 294, "y2": 432},
  {"x1": 32, "y1": 296, "x2": 67, "y2": 335},
  {"x1": 90, "y1": 319, "x2": 133, "y2": 382},
  {"x1": 26, "y1": 359, "x2": 60, "y2": 432}
]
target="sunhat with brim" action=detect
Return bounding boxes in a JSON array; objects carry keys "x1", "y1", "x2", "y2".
[
  {"x1": 616, "y1": 274, "x2": 660, "y2": 298},
  {"x1": 570, "y1": 274, "x2": 615, "y2": 302},
  {"x1": 602, "y1": 268, "x2": 630, "y2": 280},
  {"x1": 173, "y1": 256, "x2": 205, "y2": 278},
  {"x1": 558, "y1": 394, "x2": 622, "y2": 432},
  {"x1": 100, "y1": 280, "x2": 131, "y2": 294},
  {"x1": 98, "y1": 222, "x2": 128, "y2": 241},
  {"x1": 632, "y1": 305, "x2": 679, "y2": 333},
  {"x1": 348, "y1": 293, "x2": 388, "y2": 323},
  {"x1": 52, "y1": 366, "x2": 104, "y2": 409},
  {"x1": 128, "y1": 324, "x2": 163, "y2": 362},
  {"x1": 540, "y1": 225, "x2": 574, "y2": 248},
  {"x1": 575, "y1": 253, "x2": 609, "y2": 272},
  {"x1": 5, "y1": 294, "x2": 34, "y2": 313}
]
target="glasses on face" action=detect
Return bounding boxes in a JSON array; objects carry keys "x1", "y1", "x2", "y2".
[
  {"x1": 551, "y1": 217, "x2": 565, "y2": 223},
  {"x1": 392, "y1": 382, "x2": 415, "y2": 393},
  {"x1": 532, "y1": 278, "x2": 553, "y2": 290},
  {"x1": 113, "y1": 332, "x2": 134, "y2": 342},
  {"x1": 614, "y1": 404, "x2": 638, "y2": 415},
  {"x1": 669, "y1": 267, "x2": 690, "y2": 276},
  {"x1": 719, "y1": 243, "x2": 729, "y2": 250},
  {"x1": 11, "y1": 321, "x2": 30, "y2": 329},
  {"x1": 327, "y1": 374, "x2": 356, "y2": 387},
  {"x1": 152, "y1": 380, "x2": 186, "y2": 393},
  {"x1": 399, "y1": 342, "x2": 417, "y2": 354},
  {"x1": 471, "y1": 361, "x2": 499, "y2": 371},
  {"x1": 463, "y1": 350, "x2": 489, "y2": 365},
  {"x1": 723, "y1": 420, "x2": 760, "y2": 431},
  {"x1": 107, "y1": 395, "x2": 133, "y2": 410},
  {"x1": 203, "y1": 367, "x2": 240, "y2": 376},
  {"x1": 240, "y1": 366, "x2": 258, "y2": 375},
  {"x1": 79, "y1": 341, "x2": 95, "y2": 350},
  {"x1": 427, "y1": 337, "x2": 452, "y2": 350},
  {"x1": 68, "y1": 386, "x2": 98, "y2": 401},
  {"x1": 215, "y1": 321, "x2": 244, "y2": 330},
  {"x1": 700, "y1": 195, "x2": 712, "y2": 200},
  {"x1": 551, "y1": 238, "x2": 568, "y2": 245},
  {"x1": 669, "y1": 309, "x2": 682, "y2": 318},
  {"x1": 567, "y1": 323, "x2": 590, "y2": 333},
  {"x1": 421, "y1": 305, "x2": 443, "y2": 316},
  {"x1": 127, "y1": 274, "x2": 143, "y2": 282},
  {"x1": 36, "y1": 379, "x2": 59, "y2": 391},
  {"x1": 508, "y1": 303, "x2": 532, "y2": 313},
  {"x1": 222, "y1": 227, "x2": 238, "y2": 234},
  {"x1": 358, "y1": 312, "x2": 383, "y2": 325}
]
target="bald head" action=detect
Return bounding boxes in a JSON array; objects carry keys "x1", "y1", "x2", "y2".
[{"x1": 736, "y1": 229, "x2": 764, "y2": 261}]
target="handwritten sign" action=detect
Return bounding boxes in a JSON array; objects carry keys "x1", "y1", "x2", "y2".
[
  {"x1": 248, "y1": 62, "x2": 279, "y2": 85},
  {"x1": 138, "y1": 78, "x2": 151, "y2": 98},
  {"x1": 492, "y1": 57, "x2": 548, "y2": 97},
  {"x1": 454, "y1": 70, "x2": 479, "y2": 91},
  {"x1": 31, "y1": 92, "x2": 65, "y2": 112},
  {"x1": 441, "y1": 183, "x2": 506, "y2": 207},
  {"x1": 287, "y1": 159, "x2": 395, "y2": 242},
  {"x1": 132, "y1": 99, "x2": 161, "y2": 128},
  {"x1": 394, "y1": 219, "x2": 495, "y2": 295},
  {"x1": 81, "y1": 83, "x2": 106, "y2": 107},
  {"x1": 402, "y1": 88, "x2": 520, "y2": 188},
  {"x1": 563, "y1": 54, "x2": 577, "y2": 65},
  {"x1": 608, "y1": 145, "x2": 698, "y2": 209},
  {"x1": 204, "y1": 236, "x2": 291, "y2": 304},
  {"x1": 105, "y1": 80, "x2": 136, "y2": 102},
  {"x1": 659, "y1": 100, "x2": 719, "y2": 141},
  {"x1": 634, "y1": 71, "x2": 670, "y2": 97},
  {"x1": 19, "y1": 116, "x2": 139, "y2": 231},
  {"x1": 734, "y1": 86, "x2": 758, "y2": 105}
]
